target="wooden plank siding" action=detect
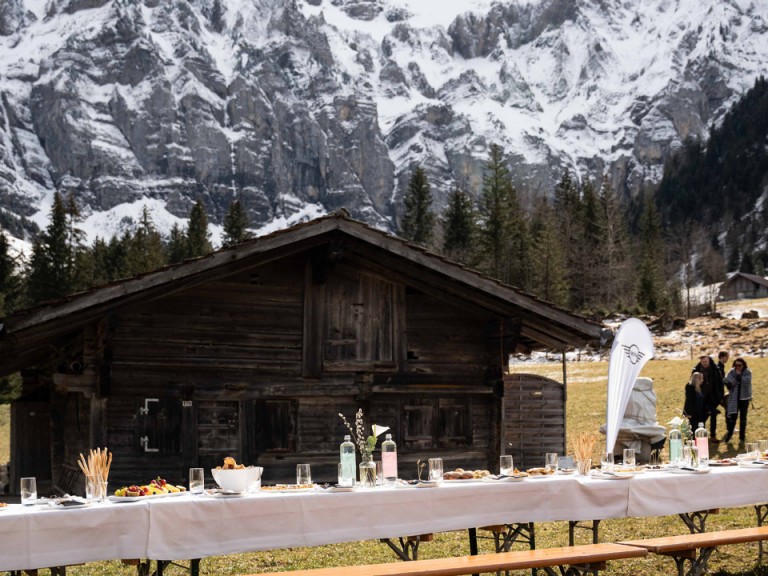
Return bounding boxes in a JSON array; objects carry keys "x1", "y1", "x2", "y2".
[
  {"x1": 503, "y1": 374, "x2": 566, "y2": 470},
  {"x1": 3, "y1": 214, "x2": 601, "y2": 492}
]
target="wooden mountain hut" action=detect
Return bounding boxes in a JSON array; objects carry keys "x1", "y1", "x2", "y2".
[{"x1": 0, "y1": 212, "x2": 603, "y2": 494}]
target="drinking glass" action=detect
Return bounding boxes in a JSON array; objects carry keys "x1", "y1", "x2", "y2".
[
  {"x1": 85, "y1": 475, "x2": 108, "y2": 502},
  {"x1": 689, "y1": 446, "x2": 699, "y2": 468},
  {"x1": 20, "y1": 477, "x2": 37, "y2": 506},
  {"x1": 758, "y1": 440, "x2": 768, "y2": 458},
  {"x1": 189, "y1": 468, "x2": 205, "y2": 494},
  {"x1": 600, "y1": 452, "x2": 614, "y2": 472},
  {"x1": 746, "y1": 442, "x2": 759, "y2": 459},
  {"x1": 623, "y1": 448, "x2": 636, "y2": 468},
  {"x1": 545, "y1": 452, "x2": 558, "y2": 473},
  {"x1": 428, "y1": 458, "x2": 443, "y2": 482},
  {"x1": 376, "y1": 461, "x2": 384, "y2": 486},
  {"x1": 499, "y1": 455, "x2": 514, "y2": 476},
  {"x1": 296, "y1": 463, "x2": 312, "y2": 486}
]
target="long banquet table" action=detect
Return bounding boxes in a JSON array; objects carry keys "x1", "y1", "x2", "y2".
[{"x1": 1, "y1": 466, "x2": 767, "y2": 572}]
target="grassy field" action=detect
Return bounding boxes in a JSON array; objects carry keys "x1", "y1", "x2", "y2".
[{"x1": 5, "y1": 357, "x2": 768, "y2": 575}]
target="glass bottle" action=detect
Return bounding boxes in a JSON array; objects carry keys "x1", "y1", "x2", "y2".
[
  {"x1": 669, "y1": 424, "x2": 683, "y2": 465},
  {"x1": 381, "y1": 433, "x2": 397, "y2": 485},
  {"x1": 340, "y1": 435, "x2": 356, "y2": 486},
  {"x1": 695, "y1": 422, "x2": 709, "y2": 465}
]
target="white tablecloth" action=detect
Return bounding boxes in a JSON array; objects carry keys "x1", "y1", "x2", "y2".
[{"x1": 2, "y1": 466, "x2": 767, "y2": 571}]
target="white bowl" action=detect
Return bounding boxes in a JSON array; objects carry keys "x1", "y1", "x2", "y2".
[{"x1": 211, "y1": 467, "x2": 263, "y2": 493}]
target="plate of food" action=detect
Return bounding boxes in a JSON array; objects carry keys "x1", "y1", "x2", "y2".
[
  {"x1": 644, "y1": 464, "x2": 666, "y2": 472},
  {"x1": 442, "y1": 469, "x2": 491, "y2": 481},
  {"x1": 557, "y1": 468, "x2": 576, "y2": 475},
  {"x1": 708, "y1": 458, "x2": 736, "y2": 466},
  {"x1": 261, "y1": 484, "x2": 315, "y2": 493},
  {"x1": 526, "y1": 467, "x2": 556, "y2": 478}
]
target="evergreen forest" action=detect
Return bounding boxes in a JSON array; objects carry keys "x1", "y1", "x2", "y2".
[{"x1": 1, "y1": 78, "x2": 767, "y2": 402}]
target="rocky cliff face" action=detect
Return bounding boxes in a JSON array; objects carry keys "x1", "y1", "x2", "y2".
[{"x1": 0, "y1": 0, "x2": 766, "y2": 242}]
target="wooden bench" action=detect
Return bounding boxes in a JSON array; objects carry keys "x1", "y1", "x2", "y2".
[
  {"x1": 621, "y1": 525, "x2": 768, "y2": 576},
  {"x1": 243, "y1": 542, "x2": 647, "y2": 576}
]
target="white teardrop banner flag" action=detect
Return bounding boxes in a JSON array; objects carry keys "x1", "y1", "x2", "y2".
[{"x1": 605, "y1": 318, "x2": 655, "y2": 454}]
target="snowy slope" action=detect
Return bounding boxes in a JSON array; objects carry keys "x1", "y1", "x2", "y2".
[{"x1": 0, "y1": 0, "x2": 766, "y2": 246}]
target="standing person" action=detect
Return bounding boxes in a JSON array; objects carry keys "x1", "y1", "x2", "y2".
[
  {"x1": 717, "y1": 351, "x2": 729, "y2": 379},
  {"x1": 723, "y1": 358, "x2": 753, "y2": 444},
  {"x1": 693, "y1": 354, "x2": 724, "y2": 443},
  {"x1": 684, "y1": 372, "x2": 708, "y2": 431}
]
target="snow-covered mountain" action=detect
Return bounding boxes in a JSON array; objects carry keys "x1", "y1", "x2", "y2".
[{"x1": 1, "y1": 0, "x2": 766, "y2": 245}]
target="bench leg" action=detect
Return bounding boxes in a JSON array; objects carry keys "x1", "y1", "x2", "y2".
[
  {"x1": 678, "y1": 511, "x2": 711, "y2": 534},
  {"x1": 475, "y1": 523, "x2": 535, "y2": 576},
  {"x1": 756, "y1": 504, "x2": 768, "y2": 563},
  {"x1": 568, "y1": 520, "x2": 601, "y2": 546},
  {"x1": 380, "y1": 535, "x2": 431, "y2": 561},
  {"x1": 538, "y1": 562, "x2": 606, "y2": 576},
  {"x1": 666, "y1": 547, "x2": 715, "y2": 576}
]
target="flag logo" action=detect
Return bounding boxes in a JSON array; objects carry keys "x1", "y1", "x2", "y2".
[{"x1": 622, "y1": 344, "x2": 644, "y2": 365}]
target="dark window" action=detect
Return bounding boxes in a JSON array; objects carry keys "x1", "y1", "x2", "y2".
[
  {"x1": 256, "y1": 400, "x2": 297, "y2": 453},
  {"x1": 438, "y1": 399, "x2": 470, "y2": 448},
  {"x1": 197, "y1": 400, "x2": 240, "y2": 469},
  {"x1": 402, "y1": 398, "x2": 472, "y2": 450}
]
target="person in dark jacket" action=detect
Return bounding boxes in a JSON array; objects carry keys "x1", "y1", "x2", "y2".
[
  {"x1": 723, "y1": 358, "x2": 753, "y2": 443},
  {"x1": 693, "y1": 354, "x2": 724, "y2": 442},
  {"x1": 684, "y1": 372, "x2": 708, "y2": 431},
  {"x1": 717, "y1": 351, "x2": 729, "y2": 379}
]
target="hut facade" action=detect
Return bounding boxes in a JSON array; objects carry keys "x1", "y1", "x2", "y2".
[
  {"x1": 0, "y1": 213, "x2": 602, "y2": 493},
  {"x1": 718, "y1": 272, "x2": 768, "y2": 302}
]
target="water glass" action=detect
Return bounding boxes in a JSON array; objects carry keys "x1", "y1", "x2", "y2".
[
  {"x1": 376, "y1": 461, "x2": 384, "y2": 486},
  {"x1": 545, "y1": 452, "x2": 558, "y2": 473},
  {"x1": 85, "y1": 475, "x2": 108, "y2": 502},
  {"x1": 296, "y1": 463, "x2": 312, "y2": 486},
  {"x1": 623, "y1": 448, "x2": 636, "y2": 468},
  {"x1": 20, "y1": 477, "x2": 37, "y2": 506},
  {"x1": 689, "y1": 445, "x2": 699, "y2": 468},
  {"x1": 746, "y1": 442, "x2": 759, "y2": 459},
  {"x1": 428, "y1": 458, "x2": 443, "y2": 482},
  {"x1": 758, "y1": 440, "x2": 768, "y2": 457},
  {"x1": 500, "y1": 455, "x2": 514, "y2": 475},
  {"x1": 600, "y1": 452, "x2": 614, "y2": 472},
  {"x1": 189, "y1": 468, "x2": 205, "y2": 494}
]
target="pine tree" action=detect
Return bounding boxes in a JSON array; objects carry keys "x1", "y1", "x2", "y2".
[
  {"x1": 477, "y1": 144, "x2": 515, "y2": 282},
  {"x1": 0, "y1": 232, "x2": 17, "y2": 316},
  {"x1": 167, "y1": 223, "x2": 188, "y2": 264},
  {"x1": 553, "y1": 169, "x2": 584, "y2": 309},
  {"x1": 400, "y1": 167, "x2": 435, "y2": 247},
  {"x1": 442, "y1": 187, "x2": 476, "y2": 264},
  {"x1": 222, "y1": 199, "x2": 251, "y2": 248},
  {"x1": 26, "y1": 191, "x2": 75, "y2": 304},
  {"x1": 187, "y1": 199, "x2": 212, "y2": 258},
  {"x1": 636, "y1": 195, "x2": 667, "y2": 313},
  {"x1": 530, "y1": 197, "x2": 568, "y2": 305},
  {"x1": 127, "y1": 206, "x2": 166, "y2": 274},
  {"x1": 597, "y1": 176, "x2": 630, "y2": 311}
]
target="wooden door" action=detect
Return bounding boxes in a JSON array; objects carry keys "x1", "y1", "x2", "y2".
[
  {"x1": 10, "y1": 400, "x2": 51, "y2": 495},
  {"x1": 503, "y1": 374, "x2": 565, "y2": 470},
  {"x1": 197, "y1": 400, "x2": 240, "y2": 470}
]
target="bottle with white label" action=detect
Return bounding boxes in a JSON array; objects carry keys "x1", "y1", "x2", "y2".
[
  {"x1": 694, "y1": 422, "x2": 709, "y2": 466},
  {"x1": 381, "y1": 433, "x2": 397, "y2": 485}
]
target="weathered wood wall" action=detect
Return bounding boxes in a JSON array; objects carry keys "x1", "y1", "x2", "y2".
[{"x1": 40, "y1": 250, "x2": 546, "y2": 488}]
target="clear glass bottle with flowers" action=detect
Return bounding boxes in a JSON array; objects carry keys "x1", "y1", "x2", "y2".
[{"x1": 339, "y1": 409, "x2": 389, "y2": 488}]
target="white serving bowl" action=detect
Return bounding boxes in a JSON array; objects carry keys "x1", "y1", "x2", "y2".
[{"x1": 211, "y1": 466, "x2": 263, "y2": 493}]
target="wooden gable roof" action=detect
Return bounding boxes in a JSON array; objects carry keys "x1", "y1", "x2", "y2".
[{"x1": 0, "y1": 212, "x2": 604, "y2": 375}]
